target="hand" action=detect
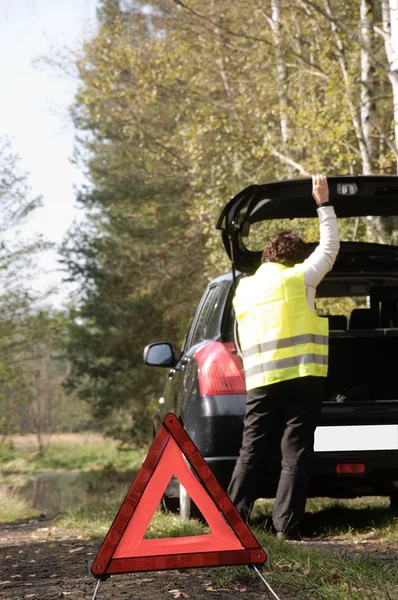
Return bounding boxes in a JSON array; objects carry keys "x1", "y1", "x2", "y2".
[{"x1": 312, "y1": 174, "x2": 329, "y2": 205}]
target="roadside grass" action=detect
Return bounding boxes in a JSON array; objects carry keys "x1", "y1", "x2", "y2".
[
  {"x1": 57, "y1": 503, "x2": 207, "y2": 540},
  {"x1": 253, "y1": 496, "x2": 398, "y2": 544},
  {"x1": 0, "y1": 484, "x2": 37, "y2": 522},
  {"x1": 305, "y1": 496, "x2": 398, "y2": 544},
  {"x1": 213, "y1": 537, "x2": 398, "y2": 600},
  {"x1": 58, "y1": 491, "x2": 398, "y2": 600},
  {"x1": 257, "y1": 534, "x2": 398, "y2": 600},
  {"x1": 0, "y1": 433, "x2": 145, "y2": 473}
]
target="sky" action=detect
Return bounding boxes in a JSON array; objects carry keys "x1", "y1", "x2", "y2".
[{"x1": 0, "y1": 0, "x2": 99, "y2": 306}]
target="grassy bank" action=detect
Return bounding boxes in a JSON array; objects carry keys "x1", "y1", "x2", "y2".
[
  {"x1": 0, "y1": 433, "x2": 146, "y2": 473},
  {"x1": 253, "y1": 497, "x2": 398, "y2": 544},
  {"x1": 0, "y1": 485, "x2": 38, "y2": 522}
]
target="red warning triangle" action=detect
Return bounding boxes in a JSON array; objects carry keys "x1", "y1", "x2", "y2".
[{"x1": 91, "y1": 413, "x2": 267, "y2": 576}]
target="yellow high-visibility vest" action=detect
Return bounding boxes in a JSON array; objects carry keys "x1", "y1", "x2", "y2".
[{"x1": 233, "y1": 262, "x2": 328, "y2": 391}]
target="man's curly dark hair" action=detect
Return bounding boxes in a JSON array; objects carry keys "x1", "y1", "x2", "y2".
[{"x1": 262, "y1": 231, "x2": 308, "y2": 267}]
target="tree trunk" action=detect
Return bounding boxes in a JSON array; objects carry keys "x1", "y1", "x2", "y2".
[
  {"x1": 360, "y1": 0, "x2": 375, "y2": 173},
  {"x1": 270, "y1": 0, "x2": 290, "y2": 148},
  {"x1": 382, "y1": 0, "x2": 398, "y2": 168}
]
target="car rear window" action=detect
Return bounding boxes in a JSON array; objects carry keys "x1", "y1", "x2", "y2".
[
  {"x1": 245, "y1": 217, "x2": 376, "y2": 250},
  {"x1": 187, "y1": 285, "x2": 225, "y2": 348}
]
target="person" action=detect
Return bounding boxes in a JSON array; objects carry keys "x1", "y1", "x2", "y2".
[{"x1": 227, "y1": 174, "x2": 340, "y2": 540}]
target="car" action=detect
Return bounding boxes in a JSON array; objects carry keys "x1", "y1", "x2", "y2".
[{"x1": 144, "y1": 175, "x2": 398, "y2": 520}]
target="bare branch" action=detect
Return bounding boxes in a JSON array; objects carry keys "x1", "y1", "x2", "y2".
[
  {"x1": 268, "y1": 146, "x2": 311, "y2": 175},
  {"x1": 172, "y1": 0, "x2": 273, "y2": 46}
]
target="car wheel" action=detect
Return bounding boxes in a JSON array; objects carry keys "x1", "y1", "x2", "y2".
[
  {"x1": 160, "y1": 477, "x2": 180, "y2": 514},
  {"x1": 179, "y1": 484, "x2": 204, "y2": 521},
  {"x1": 160, "y1": 491, "x2": 179, "y2": 513}
]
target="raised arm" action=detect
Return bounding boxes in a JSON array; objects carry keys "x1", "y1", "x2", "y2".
[{"x1": 303, "y1": 175, "x2": 340, "y2": 289}]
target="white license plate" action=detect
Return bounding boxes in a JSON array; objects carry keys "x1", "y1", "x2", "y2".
[{"x1": 314, "y1": 424, "x2": 398, "y2": 452}]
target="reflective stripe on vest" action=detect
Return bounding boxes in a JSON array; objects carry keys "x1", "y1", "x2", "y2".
[
  {"x1": 233, "y1": 262, "x2": 329, "y2": 390},
  {"x1": 241, "y1": 334, "x2": 329, "y2": 360},
  {"x1": 245, "y1": 353, "x2": 328, "y2": 379}
]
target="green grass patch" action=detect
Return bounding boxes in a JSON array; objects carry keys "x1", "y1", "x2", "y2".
[
  {"x1": 57, "y1": 503, "x2": 208, "y2": 540},
  {"x1": 57, "y1": 497, "x2": 128, "y2": 538},
  {"x1": 0, "y1": 433, "x2": 145, "y2": 473},
  {"x1": 253, "y1": 496, "x2": 398, "y2": 544},
  {"x1": 0, "y1": 484, "x2": 38, "y2": 522},
  {"x1": 205, "y1": 530, "x2": 398, "y2": 599},
  {"x1": 305, "y1": 496, "x2": 398, "y2": 544},
  {"x1": 255, "y1": 531, "x2": 398, "y2": 600}
]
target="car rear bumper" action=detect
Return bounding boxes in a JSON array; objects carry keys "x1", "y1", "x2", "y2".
[
  {"x1": 183, "y1": 393, "x2": 246, "y2": 457},
  {"x1": 203, "y1": 450, "x2": 398, "y2": 498},
  {"x1": 309, "y1": 449, "x2": 398, "y2": 497},
  {"x1": 182, "y1": 395, "x2": 398, "y2": 498}
]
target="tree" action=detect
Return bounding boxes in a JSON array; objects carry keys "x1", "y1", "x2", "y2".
[
  {"x1": 62, "y1": 1, "x2": 208, "y2": 442},
  {"x1": 0, "y1": 141, "x2": 85, "y2": 445},
  {"x1": 0, "y1": 139, "x2": 50, "y2": 439}
]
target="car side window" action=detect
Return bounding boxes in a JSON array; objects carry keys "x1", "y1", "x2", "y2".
[{"x1": 187, "y1": 285, "x2": 222, "y2": 349}]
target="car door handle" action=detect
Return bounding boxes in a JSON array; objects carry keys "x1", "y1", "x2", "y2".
[
  {"x1": 181, "y1": 357, "x2": 190, "y2": 366},
  {"x1": 168, "y1": 368, "x2": 176, "y2": 378}
]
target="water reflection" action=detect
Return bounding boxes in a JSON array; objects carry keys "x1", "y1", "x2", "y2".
[{"x1": 15, "y1": 470, "x2": 136, "y2": 514}]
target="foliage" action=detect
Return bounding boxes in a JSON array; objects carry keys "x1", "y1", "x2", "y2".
[
  {"x1": 0, "y1": 140, "x2": 68, "y2": 441},
  {"x1": 0, "y1": 310, "x2": 92, "y2": 448},
  {"x1": 63, "y1": 1, "x2": 209, "y2": 442}
]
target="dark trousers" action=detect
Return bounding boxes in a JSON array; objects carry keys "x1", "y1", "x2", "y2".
[{"x1": 227, "y1": 376, "x2": 324, "y2": 535}]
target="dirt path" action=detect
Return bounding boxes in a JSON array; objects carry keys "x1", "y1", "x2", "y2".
[
  {"x1": 1, "y1": 516, "x2": 398, "y2": 600},
  {"x1": 0, "y1": 516, "x2": 295, "y2": 600}
]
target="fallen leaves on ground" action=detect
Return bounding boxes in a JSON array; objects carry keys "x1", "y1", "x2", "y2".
[
  {"x1": 205, "y1": 586, "x2": 229, "y2": 592},
  {"x1": 168, "y1": 589, "x2": 189, "y2": 598}
]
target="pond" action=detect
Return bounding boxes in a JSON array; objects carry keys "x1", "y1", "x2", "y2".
[{"x1": 14, "y1": 470, "x2": 136, "y2": 514}]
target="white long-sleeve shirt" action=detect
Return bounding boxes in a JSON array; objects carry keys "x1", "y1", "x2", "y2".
[{"x1": 304, "y1": 205, "x2": 340, "y2": 311}]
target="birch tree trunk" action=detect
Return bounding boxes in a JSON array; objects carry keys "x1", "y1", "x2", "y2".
[
  {"x1": 380, "y1": 0, "x2": 398, "y2": 239},
  {"x1": 323, "y1": 0, "x2": 373, "y2": 174},
  {"x1": 270, "y1": 0, "x2": 290, "y2": 148},
  {"x1": 360, "y1": 0, "x2": 375, "y2": 173},
  {"x1": 257, "y1": 0, "x2": 295, "y2": 174},
  {"x1": 382, "y1": 0, "x2": 398, "y2": 169}
]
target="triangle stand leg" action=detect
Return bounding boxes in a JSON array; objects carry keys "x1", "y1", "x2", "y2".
[
  {"x1": 91, "y1": 578, "x2": 104, "y2": 600},
  {"x1": 251, "y1": 565, "x2": 282, "y2": 600}
]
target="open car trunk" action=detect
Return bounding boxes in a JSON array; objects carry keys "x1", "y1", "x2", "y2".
[
  {"x1": 217, "y1": 175, "x2": 398, "y2": 274},
  {"x1": 219, "y1": 175, "x2": 398, "y2": 421},
  {"x1": 318, "y1": 273, "x2": 398, "y2": 421},
  {"x1": 328, "y1": 329, "x2": 398, "y2": 402},
  {"x1": 313, "y1": 282, "x2": 398, "y2": 425}
]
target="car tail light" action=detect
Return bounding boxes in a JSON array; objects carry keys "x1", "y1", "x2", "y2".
[
  {"x1": 194, "y1": 341, "x2": 246, "y2": 395},
  {"x1": 336, "y1": 464, "x2": 366, "y2": 474}
]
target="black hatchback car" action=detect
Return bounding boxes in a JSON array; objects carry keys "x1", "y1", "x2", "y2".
[{"x1": 144, "y1": 176, "x2": 398, "y2": 520}]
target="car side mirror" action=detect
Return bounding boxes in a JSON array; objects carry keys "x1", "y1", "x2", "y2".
[{"x1": 143, "y1": 342, "x2": 176, "y2": 367}]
